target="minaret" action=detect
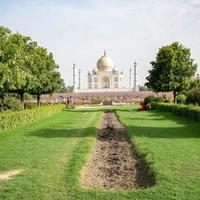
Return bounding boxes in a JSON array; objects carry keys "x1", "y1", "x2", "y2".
[
  {"x1": 78, "y1": 68, "x2": 81, "y2": 89},
  {"x1": 133, "y1": 62, "x2": 138, "y2": 91},
  {"x1": 72, "y1": 64, "x2": 77, "y2": 92},
  {"x1": 88, "y1": 71, "x2": 91, "y2": 89},
  {"x1": 129, "y1": 65, "x2": 133, "y2": 89},
  {"x1": 104, "y1": 49, "x2": 106, "y2": 56}
]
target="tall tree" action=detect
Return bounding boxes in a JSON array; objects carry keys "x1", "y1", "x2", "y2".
[
  {"x1": 2, "y1": 33, "x2": 34, "y2": 102},
  {"x1": 29, "y1": 47, "x2": 64, "y2": 105},
  {"x1": 146, "y1": 42, "x2": 197, "y2": 102},
  {"x1": 0, "y1": 25, "x2": 64, "y2": 106},
  {"x1": 0, "y1": 26, "x2": 11, "y2": 96}
]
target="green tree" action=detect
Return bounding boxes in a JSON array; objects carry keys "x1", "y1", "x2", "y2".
[
  {"x1": 0, "y1": 32, "x2": 34, "y2": 102},
  {"x1": 146, "y1": 42, "x2": 197, "y2": 102},
  {"x1": 0, "y1": 26, "x2": 11, "y2": 96},
  {"x1": 190, "y1": 78, "x2": 200, "y2": 89},
  {"x1": 29, "y1": 47, "x2": 64, "y2": 105},
  {"x1": 138, "y1": 85, "x2": 152, "y2": 91},
  {"x1": 0, "y1": 25, "x2": 64, "y2": 107}
]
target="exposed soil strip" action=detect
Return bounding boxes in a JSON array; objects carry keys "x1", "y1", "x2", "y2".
[
  {"x1": 81, "y1": 110, "x2": 155, "y2": 190},
  {"x1": 0, "y1": 169, "x2": 24, "y2": 181}
]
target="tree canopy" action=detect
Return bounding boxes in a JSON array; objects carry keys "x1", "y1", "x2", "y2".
[
  {"x1": 0, "y1": 26, "x2": 65, "y2": 104},
  {"x1": 190, "y1": 78, "x2": 200, "y2": 90},
  {"x1": 145, "y1": 42, "x2": 197, "y2": 102}
]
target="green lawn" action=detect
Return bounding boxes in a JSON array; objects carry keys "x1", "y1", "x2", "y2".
[{"x1": 0, "y1": 106, "x2": 200, "y2": 200}]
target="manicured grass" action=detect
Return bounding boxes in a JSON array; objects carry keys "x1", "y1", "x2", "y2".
[{"x1": 0, "y1": 106, "x2": 200, "y2": 200}]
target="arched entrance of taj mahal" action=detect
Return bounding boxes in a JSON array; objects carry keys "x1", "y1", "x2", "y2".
[{"x1": 102, "y1": 77, "x2": 110, "y2": 88}]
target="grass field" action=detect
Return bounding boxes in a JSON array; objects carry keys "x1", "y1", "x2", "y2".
[{"x1": 0, "y1": 106, "x2": 200, "y2": 200}]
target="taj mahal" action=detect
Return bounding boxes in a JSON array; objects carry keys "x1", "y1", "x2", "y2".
[{"x1": 72, "y1": 50, "x2": 138, "y2": 93}]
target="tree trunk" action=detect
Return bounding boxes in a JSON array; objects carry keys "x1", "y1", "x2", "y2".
[
  {"x1": 173, "y1": 91, "x2": 177, "y2": 103},
  {"x1": 0, "y1": 92, "x2": 5, "y2": 111},
  {"x1": 20, "y1": 92, "x2": 25, "y2": 103},
  {"x1": 37, "y1": 94, "x2": 40, "y2": 107}
]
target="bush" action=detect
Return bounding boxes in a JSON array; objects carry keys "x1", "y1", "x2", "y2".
[
  {"x1": 151, "y1": 102, "x2": 200, "y2": 122},
  {"x1": 186, "y1": 88, "x2": 200, "y2": 106},
  {"x1": 24, "y1": 102, "x2": 38, "y2": 109},
  {"x1": 144, "y1": 95, "x2": 164, "y2": 104},
  {"x1": 176, "y1": 94, "x2": 186, "y2": 104},
  {"x1": 144, "y1": 95, "x2": 155, "y2": 104},
  {"x1": 153, "y1": 96, "x2": 164, "y2": 103},
  {"x1": 0, "y1": 97, "x2": 24, "y2": 111},
  {"x1": 24, "y1": 101, "x2": 52, "y2": 109},
  {"x1": 0, "y1": 104, "x2": 65, "y2": 130}
]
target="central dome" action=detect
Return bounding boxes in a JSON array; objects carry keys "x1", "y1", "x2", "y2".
[{"x1": 97, "y1": 50, "x2": 114, "y2": 71}]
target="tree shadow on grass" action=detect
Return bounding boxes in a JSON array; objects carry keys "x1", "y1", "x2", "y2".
[
  {"x1": 26, "y1": 127, "x2": 97, "y2": 138},
  {"x1": 26, "y1": 123, "x2": 200, "y2": 140},
  {"x1": 122, "y1": 110, "x2": 200, "y2": 139},
  {"x1": 126, "y1": 125, "x2": 200, "y2": 139},
  {"x1": 26, "y1": 108, "x2": 200, "y2": 139}
]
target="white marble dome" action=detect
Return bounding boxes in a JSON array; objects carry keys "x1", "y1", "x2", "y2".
[{"x1": 97, "y1": 50, "x2": 114, "y2": 71}]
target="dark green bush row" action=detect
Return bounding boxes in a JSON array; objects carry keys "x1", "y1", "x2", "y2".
[
  {"x1": 0, "y1": 104, "x2": 65, "y2": 130},
  {"x1": 151, "y1": 102, "x2": 200, "y2": 122}
]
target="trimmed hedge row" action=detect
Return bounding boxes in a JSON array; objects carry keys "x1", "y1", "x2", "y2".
[
  {"x1": 151, "y1": 102, "x2": 200, "y2": 122},
  {"x1": 0, "y1": 104, "x2": 65, "y2": 130}
]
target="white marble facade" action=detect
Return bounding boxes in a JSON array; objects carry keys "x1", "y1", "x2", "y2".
[
  {"x1": 73, "y1": 50, "x2": 138, "y2": 92},
  {"x1": 88, "y1": 50, "x2": 123, "y2": 90}
]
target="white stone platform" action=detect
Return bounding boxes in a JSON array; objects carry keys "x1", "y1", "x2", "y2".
[{"x1": 74, "y1": 88, "x2": 136, "y2": 93}]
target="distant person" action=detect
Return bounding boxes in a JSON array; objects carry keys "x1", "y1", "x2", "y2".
[
  {"x1": 138, "y1": 101, "x2": 150, "y2": 111},
  {"x1": 69, "y1": 96, "x2": 74, "y2": 108},
  {"x1": 65, "y1": 97, "x2": 70, "y2": 108}
]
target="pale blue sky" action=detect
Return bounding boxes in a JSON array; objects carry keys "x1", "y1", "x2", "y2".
[{"x1": 0, "y1": 0, "x2": 200, "y2": 87}]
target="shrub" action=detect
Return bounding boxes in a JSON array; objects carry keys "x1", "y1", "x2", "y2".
[
  {"x1": 24, "y1": 101, "x2": 52, "y2": 109},
  {"x1": 176, "y1": 94, "x2": 186, "y2": 104},
  {"x1": 153, "y1": 96, "x2": 164, "y2": 103},
  {"x1": 0, "y1": 97, "x2": 24, "y2": 111},
  {"x1": 164, "y1": 99, "x2": 172, "y2": 103},
  {"x1": 144, "y1": 95, "x2": 164, "y2": 104},
  {"x1": 186, "y1": 88, "x2": 200, "y2": 106},
  {"x1": 0, "y1": 104, "x2": 65, "y2": 130},
  {"x1": 151, "y1": 102, "x2": 200, "y2": 122},
  {"x1": 144, "y1": 95, "x2": 155, "y2": 104},
  {"x1": 24, "y1": 102, "x2": 38, "y2": 109}
]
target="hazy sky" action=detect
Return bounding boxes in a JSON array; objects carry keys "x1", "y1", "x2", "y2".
[{"x1": 0, "y1": 0, "x2": 200, "y2": 88}]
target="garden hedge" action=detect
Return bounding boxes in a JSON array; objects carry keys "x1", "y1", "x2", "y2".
[
  {"x1": 0, "y1": 104, "x2": 65, "y2": 130},
  {"x1": 151, "y1": 102, "x2": 200, "y2": 122}
]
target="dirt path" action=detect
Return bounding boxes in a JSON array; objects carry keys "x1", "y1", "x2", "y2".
[{"x1": 81, "y1": 110, "x2": 155, "y2": 190}]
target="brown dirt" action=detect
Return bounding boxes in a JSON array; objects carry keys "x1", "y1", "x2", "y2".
[
  {"x1": 0, "y1": 169, "x2": 24, "y2": 181},
  {"x1": 81, "y1": 110, "x2": 155, "y2": 190}
]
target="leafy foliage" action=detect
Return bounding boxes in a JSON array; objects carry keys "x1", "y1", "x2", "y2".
[
  {"x1": 0, "y1": 26, "x2": 65, "y2": 105},
  {"x1": 144, "y1": 95, "x2": 164, "y2": 104},
  {"x1": 190, "y1": 78, "x2": 200, "y2": 89},
  {"x1": 0, "y1": 104, "x2": 64, "y2": 130},
  {"x1": 0, "y1": 96, "x2": 24, "y2": 111},
  {"x1": 151, "y1": 102, "x2": 200, "y2": 122},
  {"x1": 146, "y1": 42, "x2": 197, "y2": 102},
  {"x1": 138, "y1": 85, "x2": 152, "y2": 91},
  {"x1": 186, "y1": 88, "x2": 200, "y2": 106},
  {"x1": 176, "y1": 94, "x2": 186, "y2": 104}
]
